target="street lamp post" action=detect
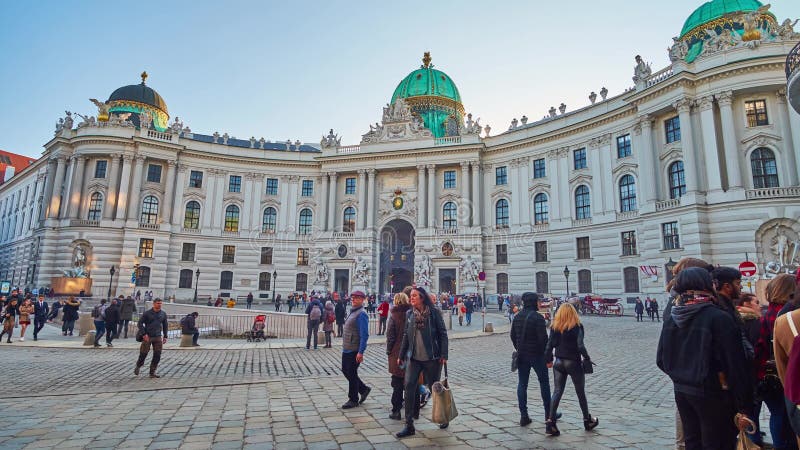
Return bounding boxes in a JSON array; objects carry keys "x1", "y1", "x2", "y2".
[
  {"x1": 271, "y1": 270, "x2": 277, "y2": 304},
  {"x1": 665, "y1": 258, "x2": 677, "y2": 286},
  {"x1": 193, "y1": 268, "x2": 200, "y2": 303},
  {"x1": 563, "y1": 266, "x2": 570, "y2": 299},
  {"x1": 107, "y1": 265, "x2": 115, "y2": 300}
]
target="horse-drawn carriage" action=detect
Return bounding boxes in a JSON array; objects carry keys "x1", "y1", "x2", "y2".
[{"x1": 577, "y1": 294, "x2": 624, "y2": 316}]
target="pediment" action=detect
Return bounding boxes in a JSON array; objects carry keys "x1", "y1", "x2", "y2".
[
  {"x1": 260, "y1": 198, "x2": 279, "y2": 208},
  {"x1": 740, "y1": 132, "x2": 782, "y2": 151},
  {"x1": 86, "y1": 181, "x2": 106, "y2": 192},
  {"x1": 568, "y1": 173, "x2": 593, "y2": 185},
  {"x1": 612, "y1": 161, "x2": 638, "y2": 175},
  {"x1": 440, "y1": 192, "x2": 460, "y2": 202},
  {"x1": 184, "y1": 191, "x2": 206, "y2": 201},
  {"x1": 659, "y1": 144, "x2": 683, "y2": 161},
  {"x1": 490, "y1": 188, "x2": 512, "y2": 199},
  {"x1": 529, "y1": 181, "x2": 551, "y2": 192}
]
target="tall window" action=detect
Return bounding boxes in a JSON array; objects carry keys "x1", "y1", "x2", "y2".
[
  {"x1": 533, "y1": 193, "x2": 548, "y2": 224},
  {"x1": 298, "y1": 209, "x2": 312, "y2": 235},
  {"x1": 259, "y1": 272, "x2": 271, "y2": 291},
  {"x1": 443, "y1": 170, "x2": 456, "y2": 189},
  {"x1": 266, "y1": 178, "x2": 278, "y2": 195},
  {"x1": 222, "y1": 245, "x2": 236, "y2": 264},
  {"x1": 495, "y1": 166, "x2": 507, "y2": 185},
  {"x1": 138, "y1": 238, "x2": 154, "y2": 258},
  {"x1": 665, "y1": 116, "x2": 681, "y2": 143},
  {"x1": 260, "y1": 247, "x2": 273, "y2": 265},
  {"x1": 496, "y1": 244, "x2": 508, "y2": 264},
  {"x1": 297, "y1": 248, "x2": 309, "y2": 266},
  {"x1": 497, "y1": 273, "x2": 509, "y2": 294},
  {"x1": 147, "y1": 164, "x2": 162, "y2": 183},
  {"x1": 224, "y1": 205, "x2": 240, "y2": 232},
  {"x1": 573, "y1": 148, "x2": 587, "y2": 170},
  {"x1": 576, "y1": 236, "x2": 590, "y2": 260},
  {"x1": 228, "y1": 175, "x2": 242, "y2": 193},
  {"x1": 662, "y1": 222, "x2": 680, "y2": 250},
  {"x1": 617, "y1": 134, "x2": 631, "y2": 158},
  {"x1": 495, "y1": 199, "x2": 509, "y2": 228},
  {"x1": 624, "y1": 267, "x2": 640, "y2": 293},
  {"x1": 178, "y1": 269, "x2": 193, "y2": 289},
  {"x1": 669, "y1": 161, "x2": 686, "y2": 199},
  {"x1": 621, "y1": 231, "x2": 637, "y2": 256},
  {"x1": 296, "y1": 273, "x2": 308, "y2": 292},
  {"x1": 533, "y1": 158, "x2": 546, "y2": 178},
  {"x1": 94, "y1": 160, "x2": 107, "y2": 179},
  {"x1": 578, "y1": 269, "x2": 592, "y2": 293},
  {"x1": 345, "y1": 177, "x2": 356, "y2": 195},
  {"x1": 189, "y1": 170, "x2": 203, "y2": 188},
  {"x1": 442, "y1": 202, "x2": 457, "y2": 229},
  {"x1": 87, "y1": 192, "x2": 103, "y2": 221},
  {"x1": 262, "y1": 207, "x2": 277, "y2": 233},
  {"x1": 135, "y1": 266, "x2": 151, "y2": 287},
  {"x1": 750, "y1": 148, "x2": 779, "y2": 188},
  {"x1": 184, "y1": 201, "x2": 200, "y2": 229},
  {"x1": 343, "y1": 207, "x2": 356, "y2": 232},
  {"x1": 301, "y1": 180, "x2": 313, "y2": 197},
  {"x1": 535, "y1": 241, "x2": 548, "y2": 262},
  {"x1": 181, "y1": 243, "x2": 196, "y2": 261},
  {"x1": 140, "y1": 195, "x2": 159, "y2": 224},
  {"x1": 574, "y1": 185, "x2": 591, "y2": 219},
  {"x1": 536, "y1": 271, "x2": 549, "y2": 294},
  {"x1": 619, "y1": 174, "x2": 637, "y2": 212},
  {"x1": 745, "y1": 100, "x2": 768, "y2": 127},
  {"x1": 219, "y1": 271, "x2": 233, "y2": 290}
]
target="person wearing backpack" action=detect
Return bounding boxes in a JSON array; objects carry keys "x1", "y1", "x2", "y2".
[
  {"x1": 322, "y1": 301, "x2": 335, "y2": 348},
  {"x1": 104, "y1": 298, "x2": 121, "y2": 347},
  {"x1": 305, "y1": 296, "x2": 323, "y2": 350},
  {"x1": 92, "y1": 299, "x2": 108, "y2": 348},
  {"x1": 774, "y1": 306, "x2": 800, "y2": 446},
  {"x1": 181, "y1": 312, "x2": 200, "y2": 346}
]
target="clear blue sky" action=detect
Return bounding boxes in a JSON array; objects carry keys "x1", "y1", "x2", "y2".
[{"x1": 1, "y1": 1, "x2": 798, "y2": 157}]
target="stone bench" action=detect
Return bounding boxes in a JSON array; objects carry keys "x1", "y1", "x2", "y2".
[
  {"x1": 180, "y1": 334, "x2": 194, "y2": 347},
  {"x1": 484, "y1": 322, "x2": 494, "y2": 333}
]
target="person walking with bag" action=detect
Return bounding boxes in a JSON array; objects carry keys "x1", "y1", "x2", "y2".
[
  {"x1": 119, "y1": 296, "x2": 135, "y2": 338},
  {"x1": 396, "y1": 286, "x2": 449, "y2": 438},
  {"x1": 135, "y1": 298, "x2": 169, "y2": 378},
  {"x1": 0, "y1": 297, "x2": 18, "y2": 343},
  {"x1": 305, "y1": 296, "x2": 323, "y2": 350},
  {"x1": 544, "y1": 303, "x2": 598, "y2": 436},
  {"x1": 512, "y1": 292, "x2": 554, "y2": 427},
  {"x1": 104, "y1": 298, "x2": 121, "y2": 347},
  {"x1": 386, "y1": 292, "x2": 412, "y2": 420},
  {"x1": 61, "y1": 296, "x2": 80, "y2": 336}
]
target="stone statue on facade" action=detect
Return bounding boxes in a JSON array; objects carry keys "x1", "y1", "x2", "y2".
[
  {"x1": 89, "y1": 98, "x2": 110, "y2": 121},
  {"x1": 140, "y1": 111, "x2": 152, "y2": 130},
  {"x1": 353, "y1": 257, "x2": 370, "y2": 285},
  {"x1": 320, "y1": 129, "x2": 341, "y2": 149},
  {"x1": 509, "y1": 118, "x2": 518, "y2": 130},
  {"x1": 483, "y1": 124, "x2": 491, "y2": 137},
  {"x1": 459, "y1": 255, "x2": 481, "y2": 283},
  {"x1": 559, "y1": 103, "x2": 567, "y2": 115},
  {"x1": 600, "y1": 87, "x2": 608, "y2": 100},
  {"x1": 741, "y1": 4, "x2": 771, "y2": 41},
  {"x1": 548, "y1": 107, "x2": 557, "y2": 118},
  {"x1": 776, "y1": 18, "x2": 800, "y2": 40},
  {"x1": 170, "y1": 117, "x2": 184, "y2": 134},
  {"x1": 763, "y1": 223, "x2": 800, "y2": 278},
  {"x1": 361, "y1": 98, "x2": 433, "y2": 144},
  {"x1": 462, "y1": 113, "x2": 482, "y2": 135},
  {"x1": 312, "y1": 255, "x2": 330, "y2": 284},
  {"x1": 62, "y1": 244, "x2": 89, "y2": 278},
  {"x1": 415, "y1": 255, "x2": 433, "y2": 288},
  {"x1": 589, "y1": 92, "x2": 597, "y2": 105},
  {"x1": 75, "y1": 113, "x2": 97, "y2": 128},
  {"x1": 62, "y1": 111, "x2": 74, "y2": 130},
  {"x1": 632, "y1": 55, "x2": 652, "y2": 84},
  {"x1": 668, "y1": 37, "x2": 689, "y2": 62}
]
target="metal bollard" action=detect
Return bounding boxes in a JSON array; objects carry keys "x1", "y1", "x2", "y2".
[{"x1": 482, "y1": 307, "x2": 486, "y2": 332}]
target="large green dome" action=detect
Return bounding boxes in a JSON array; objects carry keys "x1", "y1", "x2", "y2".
[
  {"x1": 106, "y1": 72, "x2": 170, "y2": 132},
  {"x1": 391, "y1": 66, "x2": 462, "y2": 104},
  {"x1": 680, "y1": 0, "x2": 764, "y2": 37}
]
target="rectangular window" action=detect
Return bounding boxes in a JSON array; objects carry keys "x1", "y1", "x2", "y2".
[
  {"x1": 534, "y1": 241, "x2": 548, "y2": 262},
  {"x1": 496, "y1": 244, "x2": 508, "y2": 264},
  {"x1": 138, "y1": 238, "x2": 154, "y2": 258},
  {"x1": 345, "y1": 177, "x2": 356, "y2": 195},
  {"x1": 222, "y1": 245, "x2": 236, "y2": 264},
  {"x1": 573, "y1": 148, "x2": 587, "y2": 170},
  {"x1": 219, "y1": 271, "x2": 233, "y2": 290},
  {"x1": 266, "y1": 178, "x2": 278, "y2": 195},
  {"x1": 228, "y1": 175, "x2": 242, "y2": 193},
  {"x1": 616, "y1": 134, "x2": 632, "y2": 158},
  {"x1": 533, "y1": 158, "x2": 546, "y2": 178},
  {"x1": 179, "y1": 270, "x2": 193, "y2": 289},
  {"x1": 665, "y1": 116, "x2": 681, "y2": 143},
  {"x1": 297, "y1": 248, "x2": 309, "y2": 266},
  {"x1": 147, "y1": 164, "x2": 162, "y2": 183},
  {"x1": 495, "y1": 166, "x2": 508, "y2": 185},
  {"x1": 259, "y1": 272, "x2": 271, "y2": 291},
  {"x1": 260, "y1": 247, "x2": 273, "y2": 265},
  {"x1": 745, "y1": 100, "x2": 768, "y2": 127},
  {"x1": 662, "y1": 222, "x2": 680, "y2": 250},
  {"x1": 301, "y1": 179, "x2": 313, "y2": 197},
  {"x1": 576, "y1": 236, "x2": 590, "y2": 260},
  {"x1": 621, "y1": 231, "x2": 637, "y2": 256},
  {"x1": 181, "y1": 243, "x2": 196, "y2": 261},
  {"x1": 443, "y1": 170, "x2": 456, "y2": 189},
  {"x1": 94, "y1": 160, "x2": 107, "y2": 179},
  {"x1": 189, "y1": 170, "x2": 203, "y2": 188}
]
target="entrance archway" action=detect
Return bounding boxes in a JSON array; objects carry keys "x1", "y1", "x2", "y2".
[{"x1": 379, "y1": 219, "x2": 415, "y2": 295}]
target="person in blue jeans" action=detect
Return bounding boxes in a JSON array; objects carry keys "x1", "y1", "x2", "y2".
[
  {"x1": 465, "y1": 297, "x2": 474, "y2": 326},
  {"x1": 510, "y1": 292, "x2": 554, "y2": 426}
]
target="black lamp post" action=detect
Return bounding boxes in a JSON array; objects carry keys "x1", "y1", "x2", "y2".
[
  {"x1": 272, "y1": 270, "x2": 277, "y2": 302},
  {"x1": 108, "y1": 265, "x2": 115, "y2": 300},
  {"x1": 665, "y1": 258, "x2": 677, "y2": 286},
  {"x1": 193, "y1": 268, "x2": 200, "y2": 303},
  {"x1": 133, "y1": 263, "x2": 140, "y2": 296},
  {"x1": 563, "y1": 266, "x2": 570, "y2": 299}
]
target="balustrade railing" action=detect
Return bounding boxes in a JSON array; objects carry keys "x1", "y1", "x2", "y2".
[
  {"x1": 332, "y1": 231, "x2": 354, "y2": 239},
  {"x1": 145, "y1": 129, "x2": 175, "y2": 142},
  {"x1": 70, "y1": 219, "x2": 99, "y2": 227},
  {"x1": 655, "y1": 198, "x2": 680, "y2": 211},
  {"x1": 645, "y1": 67, "x2": 674, "y2": 88},
  {"x1": 533, "y1": 223, "x2": 549, "y2": 232},
  {"x1": 138, "y1": 222, "x2": 160, "y2": 231},
  {"x1": 745, "y1": 186, "x2": 800, "y2": 200},
  {"x1": 337, "y1": 145, "x2": 361, "y2": 154},
  {"x1": 615, "y1": 210, "x2": 639, "y2": 221},
  {"x1": 436, "y1": 227, "x2": 459, "y2": 235},
  {"x1": 572, "y1": 218, "x2": 592, "y2": 227},
  {"x1": 221, "y1": 230, "x2": 240, "y2": 238},
  {"x1": 434, "y1": 136, "x2": 462, "y2": 146},
  {"x1": 182, "y1": 227, "x2": 201, "y2": 233}
]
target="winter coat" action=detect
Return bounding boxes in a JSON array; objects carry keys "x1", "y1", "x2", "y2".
[
  {"x1": 399, "y1": 306, "x2": 448, "y2": 361},
  {"x1": 322, "y1": 302, "x2": 335, "y2": 332},
  {"x1": 634, "y1": 302, "x2": 644, "y2": 314},
  {"x1": 120, "y1": 298, "x2": 136, "y2": 320},
  {"x1": 545, "y1": 324, "x2": 590, "y2": 363},
  {"x1": 387, "y1": 304, "x2": 411, "y2": 377},
  {"x1": 510, "y1": 309, "x2": 549, "y2": 359},
  {"x1": 104, "y1": 303, "x2": 121, "y2": 325},
  {"x1": 18, "y1": 303, "x2": 34, "y2": 323},
  {"x1": 335, "y1": 301, "x2": 346, "y2": 325},
  {"x1": 62, "y1": 300, "x2": 80, "y2": 322}
]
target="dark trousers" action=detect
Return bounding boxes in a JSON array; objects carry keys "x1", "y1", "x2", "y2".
[
  {"x1": 391, "y1": 375, "x2": 405, "y2": 413},
  {"x1": 378, "y1": 316, "x2": 387, "y2": 335},
  {"x1": 62, "y1": 320, "x2": 75, "y2": 334},
  {"x1": 550, "y1": 358, "x2": 590, "y2": 420},
  {"x1": 33, "y1": 316, "x2": 46, "y2": 338},
  {"x1": 675, "y1": 390, "x2": 737, "y2": 450},
  {"x1": 754, "y1": 383, "x2": 798, "y2": 450},
  {"x1": 190, "y1": 331, "x2": 199, "y2": 345},
  {"x1": 118, "y1": 319, "x2": 131, "y2": 338},
  {"x1": 106, "y1": 322, "x2": 117, "y2": 344},
  {"x1": 137, "y1": 337, "x2": 164, "y2": 374},
  {"x1": 466, "y1": 312, "x2": 472, "y2": 325},
  {"x1": 341, "y1": 352, "x2": 368, "y2": 403},
  {"x1": 651, "y1": 309, "x2": 660, "y2": 321},
  {"x1": 324, "y1": 331, "x2": 332, "y2": 347},
  {"x1": 246, "y1": 302, "x2": 252, "y2": 310},
  {"x1": 337, "y1": 323, "x2": 343, "y2": 337},
  {"x1": 93, "y1": 320, "x2": 106, "y2": 345},
  {"x1": 306, "y1": 320, "x2": 320, "y2": 349},
  {"x1": 404, "y1": 359, "x2": 442, "y2": 426},
  {"x1": 636, "y1": 313, "x2": 643, "y2": 321},
  {"x1": 517, "y1": 355, "x2": 552, "y2": 419},
  {"x1": 275, "y1": 304, "x2": 280, "y2": 312}
]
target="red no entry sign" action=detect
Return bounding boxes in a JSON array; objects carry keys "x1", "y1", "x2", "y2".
[
  {"x1": 738, "y1": 261, "x2": 757, "y2": 277},
  {"x1": 478, "y1": 271, "x2": 486, "y2": 281}
]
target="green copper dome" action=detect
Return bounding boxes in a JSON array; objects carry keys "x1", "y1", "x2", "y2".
[
  {"x1": 391, "y1": 67, "x2": 462, "y2": 104},
  {"x1": 106, "y1": 72, "x2": 170, "y2": 132},
  {"x1": 680, "y1": 0, "x2": 764, "y2": 37}
]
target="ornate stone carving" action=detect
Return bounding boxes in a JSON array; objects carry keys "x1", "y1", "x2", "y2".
[
  {"x1": 673, "y1": 98, "x2": 693, "y2": 113},
  {"x1": 360, "y1": 98, "x2": 433, "y2": 144},
  {"x1": 459, "y1": 255, "x2": 481, "y2": 283},
  {"x1": 558, "y1": 103, "x2": 567, "y2": 115},
  {"x1": 312, "y1": 254, "x2": 330, "y2": 285},
  {"x1": 320, "y1": 129, "x2": 341, "y2": 149},
  {"x1": 716, "y1": 91, "x2": 734, "y2": 107},
  {"x1": 668, "y1": 37, "x2": 689, "y2": 62},
  {"x1": 62, "y1": 242, "x2": 89, "y2": 278},
  {"x1": 775, "y1": 19, "x2": 800, "y2": 40},
  {"x1": 632, "y1": 55, "x2": 652, "y2": 85},
  {"x1": 588, "y1": 134, "x2": 611, "y2": 149},
  {"x1": 89, "y1": 98, "x2": 111, "y2": 122},
  {"x1": 353, "y1": 256, "x2": 370, "y2": 285},
  {"x1": 414, "y1": 254, "x2": 433, "y2": 288},
  {"x1": 600, "y1": 87, "x2": 608, "y2": 101},
  {"x1": 461, "y1": 113, "x2": 482, "y2": 135},
  {"x1": 760, "y1": 222, "x2": 800, "y2": 278},
  {"x1": 589, "y1": 92, "x2": 597, "y2": 105},
  {"x1": 696, "y1": 96, "x2": 714, "y2": 112},
  {"x1": 483, "y1": 124, "x2": 491, "y2": 136}
]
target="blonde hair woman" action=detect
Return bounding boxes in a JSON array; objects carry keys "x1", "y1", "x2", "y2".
[{"x1": 544, "y1": 304, "x2": 597, "y2": 436}]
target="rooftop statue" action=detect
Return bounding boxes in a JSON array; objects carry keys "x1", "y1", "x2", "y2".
[
  {"x1": 89, "y1": 98, "x2": 110, "y2": 122},
  {"x1": 361, "y1": 98, "x2": 432, "y2": 144},
  {"x1": 668, "y1": 37, "x2": 689, "y2": 62},
  {"x1": 775, "y1": 18, "x2": 800, "y2": 40},
  {"x1": 632, "y1": 55, "x2": 652, "y2": 84},
  {"x1": 320, "y1": 129, "x2": 341, "y2": 149},
  {"x1": 742, "y1": 4, "x2": 771, "y2": 41}
]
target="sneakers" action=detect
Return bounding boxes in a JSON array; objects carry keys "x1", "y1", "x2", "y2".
[
  {"x1": 19, "y1": 337, "x2": 24, "y2": 342},
  {"x1": 341, "y1": 400, "x2": 359, "y2": 409},
  {"x1": 93, "y1": 343, "x2": 101, "y2": 348},
  {"x1": 584, "y1": 417, "x2": 599, "y2": 431},
  {"x1": 359, "y1": 386, "x2": 371, "y2": 405},
  {"x1": 33, "y1": 337, "x2": 37, "y2": 341},
  {"x1": 149, "y1": 373, "x2": 160, "y2": 378},
  {"x1": 520, "y1": 416, "x2": 532, "y2": 427},
  {"x1": 107, "y1": 343, "x2": 113, "y2": 348}
]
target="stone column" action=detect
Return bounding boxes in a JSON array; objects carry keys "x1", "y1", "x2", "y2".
[
  {"x1": 674, "y1": 99, "x2": 699, "y2": 193},
  {"x1": 31, "y1": 173, "x2": 45, "y2": 227},
  {"x1": 103, "y1": 154, "x2": 121, "y2": 220},
  {"x1": 171, "y1": 165, "x2": 187, "y2": 227},
  {"x1": 320, "y1": 174, "x2": 329, "y2": 231},
  {"x1": 200, "y1": 170, "x2": 216, "y2": 229},
  {"x1": 162, "y1": 160, "x2": 178, "y2": 224},
  {"x1": 240, "y1": 173, "x2": 253, "y2": 231},
  {"x1": 327, "y1": 172, "x2": 337, "y2": 231},
  {"x1": 600, "y1": 140, "x2": 615, "y2": 212},
  {"x1": 697, "y1": 96, "x2": 723, "y2": 192},
  {"x1": 716, "y1": 91, "x2": 743, "y2": 190},
  {"x1": 126, "y1": 155, "x2": 145, "y2": 221},
  {"x1": 417, "y1": 165, "x2": 426, "y2": 228},
  {"x1": 427, "y1": 165, "x2": 436, "y2": 228},
  {"x1": 67, "y1": 156, "x2": 86, "y2": 219},
  {"x1": 41, "y1": 160, "x2": 56, "y2": 220},
  {"x1": 367, "y1": 169, "x2": 376, "y2": 229},
  {"x1": 518, "y1": 158, "x2": 531, "y2": 224},
  {"x1": 287, "y1": 176, "x2": 299, "y2": 232},
  {"x1": 211, "y1": 171, "x2": 224, "y2": 230},
  {"x1": 637, "y1": 116, "x2": 658, "y2": 202},
  {"x1": 252, "y1": 174, "x2": 264, "y2": 231},
  {"x1": 786, "y1": 94, "x2": 800, "y2": 185},
  {"x1": 470, "y1": 162, "x2": 480, "y2": 227},
  {"x1": 115, "y1": 155, "x2": 133, "y2": 221},
  {"x1": 775, "y1": 89, "x2": 799, "y2": 186},
  {"x1": 482, "y1": 163, "x2": 493, "y2": 227},
  {"x1": 358, "y1": 169, "x2": 367, "y2": 229},
  {"x1": 460, "y1": 162, "x2": 470, "y2": 228},
  {"x1": 546, "y1": 151, "x2": 561, "y2": 220},
  {"x1": 557, "y1": 149, "x2": 570, "y2": 218}
]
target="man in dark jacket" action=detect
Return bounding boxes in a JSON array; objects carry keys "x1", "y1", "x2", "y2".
[
  {"x1": 135, "y1": 299, "x2": 169, "y2": 378},
  {"x1": 335, "y1": 299, "x2": 346, "y2": 337},
  {"x1": 119, "y1": 296, "x2": 136, "y2": 338},
  {"x1": 246, "y1": 292, "x2": 253, "y2": 310},
  {"x1": 181, "y1": 312, "x2": 200, "y2": 346},
  {"x1": 305, "y1": 297, "x2": 323, "y2": 350},
  {"x1": 104, "y1": 298, "x2": 121, "y2": 347},
  {"x1": 511, "y1": 292, "x2": 552, "y2": 426},
  {"x1": 33, "y1": 294, "x2": 49, "y2": 341}
]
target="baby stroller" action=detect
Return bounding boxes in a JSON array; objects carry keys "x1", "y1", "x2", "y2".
[{"x1": 245, "y1": 315, "x2": 267, "y2": 342}]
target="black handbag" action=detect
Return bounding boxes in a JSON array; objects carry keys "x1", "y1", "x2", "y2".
[
  {"x1": 582, "y1": 358, "x2": 596, "y2": 374},
  {"x1": 135, "y1": 329, "x2": 146, "y2": 343}
]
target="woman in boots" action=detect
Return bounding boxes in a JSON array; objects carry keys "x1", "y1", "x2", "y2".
[
  {"x1": 386, "y1": 292, "x2": 411, "y2": 420},
  {"x1": 17, "y1": 298, "x2": 33, "y2": 342},
  {"x1": 0, "y1": 297, "x2": 18, "y2": 343}
]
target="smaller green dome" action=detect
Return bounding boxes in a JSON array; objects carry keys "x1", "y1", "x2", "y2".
[
  {"x1": 680, "y1": 0, "x2": 764, "y2": 37},
  {"x1": 391, "y1": 62, "x2": 461, "y2": 104}
]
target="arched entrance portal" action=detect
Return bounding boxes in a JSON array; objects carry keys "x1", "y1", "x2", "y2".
[{"x1": 379, "y1": 219, "x2": 415, "y2": 295}]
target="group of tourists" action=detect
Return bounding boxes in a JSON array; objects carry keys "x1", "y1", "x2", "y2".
[
  {"x1": 88, "y1": 295, "x2": 138, "y2": 347},
  {"x1": 633, "y1": 296, "x2": 661, "y2": 322}
]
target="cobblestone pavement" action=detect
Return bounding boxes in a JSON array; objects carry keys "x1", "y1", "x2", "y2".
[{"x1": 0, "y1": 316, "x2": 682, "y2": 449}]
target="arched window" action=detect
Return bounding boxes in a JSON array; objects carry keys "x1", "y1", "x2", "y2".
[
  {"x1": 140, "y1": 196, "x2": 159, "y2": 224},
  {"x1": 262, "y1": 207, "x2": 277, "y2": 233},
  {"x1": 442, "y1": 202, "x2": 457, "y2": 229},
  {"x1": 298, "y1": 209, "x2": 312, "y2": 235},
  {"x1": 259, "y1": 272, "x2": 272, "y2": 291},
  {"x1": 618, "y1": 175, "x2": 637, "y2": 212},
  {"x1": 578, "y1": 269, "x2": 592, "y2": 293},
  {"x1": 219, "y1": 271, "x2": 233, "y2": 290},
  {"x1": 184, "y1": 201, "x2": 201, "y2": 229},
  {"x1": 343, "y1": 207, "x2": 356, "y2": 232},
  {"x1": 536, "y1": 271, "x2": 549, "y2": 294},
  {"x1": 574, "y1": 185, "x2": 591, "y2": 219},
  {"x1": 668, "y1": 161, "x2": 686, "y2": 199},
  {"x1": 751, "y1": 147, "x2": 779, "y2": 188},
  {"x1": 178, "y1": 269, "x2": 193, "y2": 288},
  {"x1": 496, "y1": 273, "x2": 509, "y2": 294},
  {"x1": 533, "y1": 193, "x2": 548, "y2": 224},
  {"x1": 296, "y1": 273, "x2": 308, "y2": 292},
  {"x1": 224, "y1": 205, "x2": 240, "y2": 232},
  {"x1": 135, "y1": 266, "x2": 151, "y2": 287},
  {"x1": 624, "y1": 267, "x2": 640, "y2": 293},
  {"x1": 87, "y1": 192, "x2": 103, "y2": 221},
  {"x1": 495, "y1": 199, "x2": 509, "y2": 228}
]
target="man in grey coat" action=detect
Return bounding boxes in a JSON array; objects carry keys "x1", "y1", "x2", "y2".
[{"x1": 119, "y1": 295, "x2": 136, "y2": 338}]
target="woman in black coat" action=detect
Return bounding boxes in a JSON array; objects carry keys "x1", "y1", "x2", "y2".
[{"x1": 61, "y1": 296, "x2": 81, "y2": 336}]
